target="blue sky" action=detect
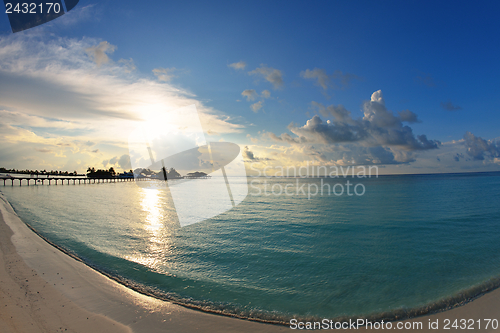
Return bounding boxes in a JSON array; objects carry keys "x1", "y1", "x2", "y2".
[{"x1": 0, "y1": 1, "x2": 499, "y2": 174}]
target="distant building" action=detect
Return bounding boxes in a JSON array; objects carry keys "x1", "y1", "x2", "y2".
[
  {"x1": 185, "y1": 171, "x2": 210, "y2": 179},
  {"x1": 118, "y1": 172, "x2": 134, "y2": 179}
]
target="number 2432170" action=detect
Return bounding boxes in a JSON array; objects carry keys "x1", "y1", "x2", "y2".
[
  {"x1": 5, "y1": 3, "x2": 62, "y2": 14},
  {"x1": 443, "y1": 319, "x2": 499, "y2": 330}
]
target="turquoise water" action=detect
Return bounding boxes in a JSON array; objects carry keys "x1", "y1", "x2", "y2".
[{"x1": 2, "y1": 172, "x2": 500, "y2": 322}]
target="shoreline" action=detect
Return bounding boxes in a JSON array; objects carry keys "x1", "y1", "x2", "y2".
[
  {"x1": 0, "y1": 193, "x2": 287, "y2": 333},
  {"x1": 1, "y1": 193, "x2": 499, "y2": 332},
  {"x1": 20, "y1": 220, "x2": 500, "y2": 326}
]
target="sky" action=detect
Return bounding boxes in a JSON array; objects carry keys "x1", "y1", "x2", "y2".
[{"x1": 0, "y1": 0, "x2": 499, "y2": 175}]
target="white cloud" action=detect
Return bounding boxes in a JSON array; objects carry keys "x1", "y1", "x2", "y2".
[
  {"x1": 246, "y1": 134, "x2": 259, "y2": 143},
  {"x1": 85, "y1": 41, "x2": 116, "y2": 66},
  {"x1": 0, "y1": 35, "x2": 243, "y2": 132},
  {"x1": 300, "y1": 68, "x2": 329, "y2": 90},
  {"x1": 0, "y1": 34, "x2": 244, "y2": 171},
  {"x1": 152, "y1": 67, "x2": 177, "y2": 82},
  {"x1": 370, "y1": 89, "x2": 384, "y2": 105},
  {"x1": 228, "y1": 61, "x2": 247, "y2": 70},
  {"x1": 463, "y1": 132, "x2": 500, "y2": 160},
  {"x1": 251, "y1": 101, "x2": 263, "y2": 113},
  {"x1": 241, "y1": 89, "x2": 257, "y2": 101},
  {"x1": 102, "y1": 154, "x2": 131, "y2": 170},
  {"x1": 261, "y1": 90, "x2": 271, "y2": 98},
  {"x1": 248, "y1": 65, "x2": 284, "y2": 89}
]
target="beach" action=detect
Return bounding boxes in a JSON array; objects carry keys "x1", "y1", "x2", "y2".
[
  {"x1": 0, "y1": 194, "x2": 287, "y2": 333},
  {"x1": 1, "y1": 192, "x2": 500, "y2": 333}
]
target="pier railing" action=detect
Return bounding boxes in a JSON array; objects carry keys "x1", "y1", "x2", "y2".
[{"x1": 0, "y1": 176, "x2": 150, "y2": 186}]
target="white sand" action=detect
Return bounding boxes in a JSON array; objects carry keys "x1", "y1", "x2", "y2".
[{"x1": 1, "y1": 193, "x2": 499, "y2": 332}]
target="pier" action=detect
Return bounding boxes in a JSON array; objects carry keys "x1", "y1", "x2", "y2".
[{"x1": 0, "y1": 176, "x2": 150, "y2": 186}]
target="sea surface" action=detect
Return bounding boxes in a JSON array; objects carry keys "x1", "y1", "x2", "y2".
[{"x1": 1, "y1": 172, "x2": 500, "y2": 322}]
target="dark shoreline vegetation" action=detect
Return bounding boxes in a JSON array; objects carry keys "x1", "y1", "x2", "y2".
[
  {"x1": 11, "y1": 210, "x2": 500, "y2": 326},
  {"x1": 0, "y1": 167, "x2": 80, "y2": 176},
  {"x1": 0, "y1": 166, "x2": 207, "y2": 180}
]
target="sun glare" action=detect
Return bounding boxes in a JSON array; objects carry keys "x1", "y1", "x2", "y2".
[{"x1": 126, "y1": 188, "x2": 174, "y2": 269}]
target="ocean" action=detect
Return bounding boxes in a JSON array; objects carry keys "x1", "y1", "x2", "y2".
[{"x1": 1, "y1": 172, "x2": 500, "y2": 323}]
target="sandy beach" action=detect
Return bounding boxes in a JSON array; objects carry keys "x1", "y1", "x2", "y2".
[{"x1": 1, "y1": 193, "x2": 499, "y2": 333}]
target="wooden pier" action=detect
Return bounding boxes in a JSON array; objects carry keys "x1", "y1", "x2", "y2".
[{"x1": 0, "y1": 176, "x2": 150, "y2": 186}]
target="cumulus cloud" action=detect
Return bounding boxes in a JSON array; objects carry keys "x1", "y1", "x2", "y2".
[
  {"x1": 118, "y1": 154, "x2": 131, "y2": 169},
  {"x1": 311, "y1": 101, "x2": 353, "y2": 123},
  {"x1": 241, "y1": 89, "x2": 257, "y2": 101},
  {"x1": 261, "y1": 90, "x2": 271, "y2": 98},
  {"x1": 242, "y1": 146, "x2": 255, "y2": 160},
  {"x1": 246, "y1": 134, "x2": 259, "y2": 143},
  {"x1": 397, "y1": 109, "x2": 421, "y2": 123},
  {"x1": 85, "y1": 41, "x2": 116, "y2": 66},
  {"x1": 249, "y1": 65, "x2": 284, "y2": 89},
  {"x1": 102, "y1": 154, "x2": 130, "y2": 170},
  {"x1": 241, "y1": 90, "x2": 271, "y2": 111},
  {"x1": 441, "y1": 101, "x2": 462, "y2": 111},
  {"x1": 370, "y1": 90, "x2": 384, "y2": 105},
  {"x1": 334, "y1": 146, "x2": 415, "y2": 166},
  {"x1": 463, "y1": 132, "x2": 500, "y2": 160},
  {"x1": 242, "y1": 146, "x2": 272, "y2": 161},
  {"x1": 454, "y1": 153, "x2": 465, "y2": 162},
  {"x1": 228, "y1": 61, "x2": 246, "y2": 70},
  {"x1": 152, "y1": 67, "x2": 177, "y2": 82},
  {"x1": 290, "y1": 115, "x2": 365, "y2": 144},
  {"x1": 268, "y1": 90, "x2": 440, "y2": 165},
  {"x1": 300, "y1": 68, "x2": 330, "y2": 90},
  {"x1": 251, "y1": 101, "x2": 263, "y2": 113}
]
